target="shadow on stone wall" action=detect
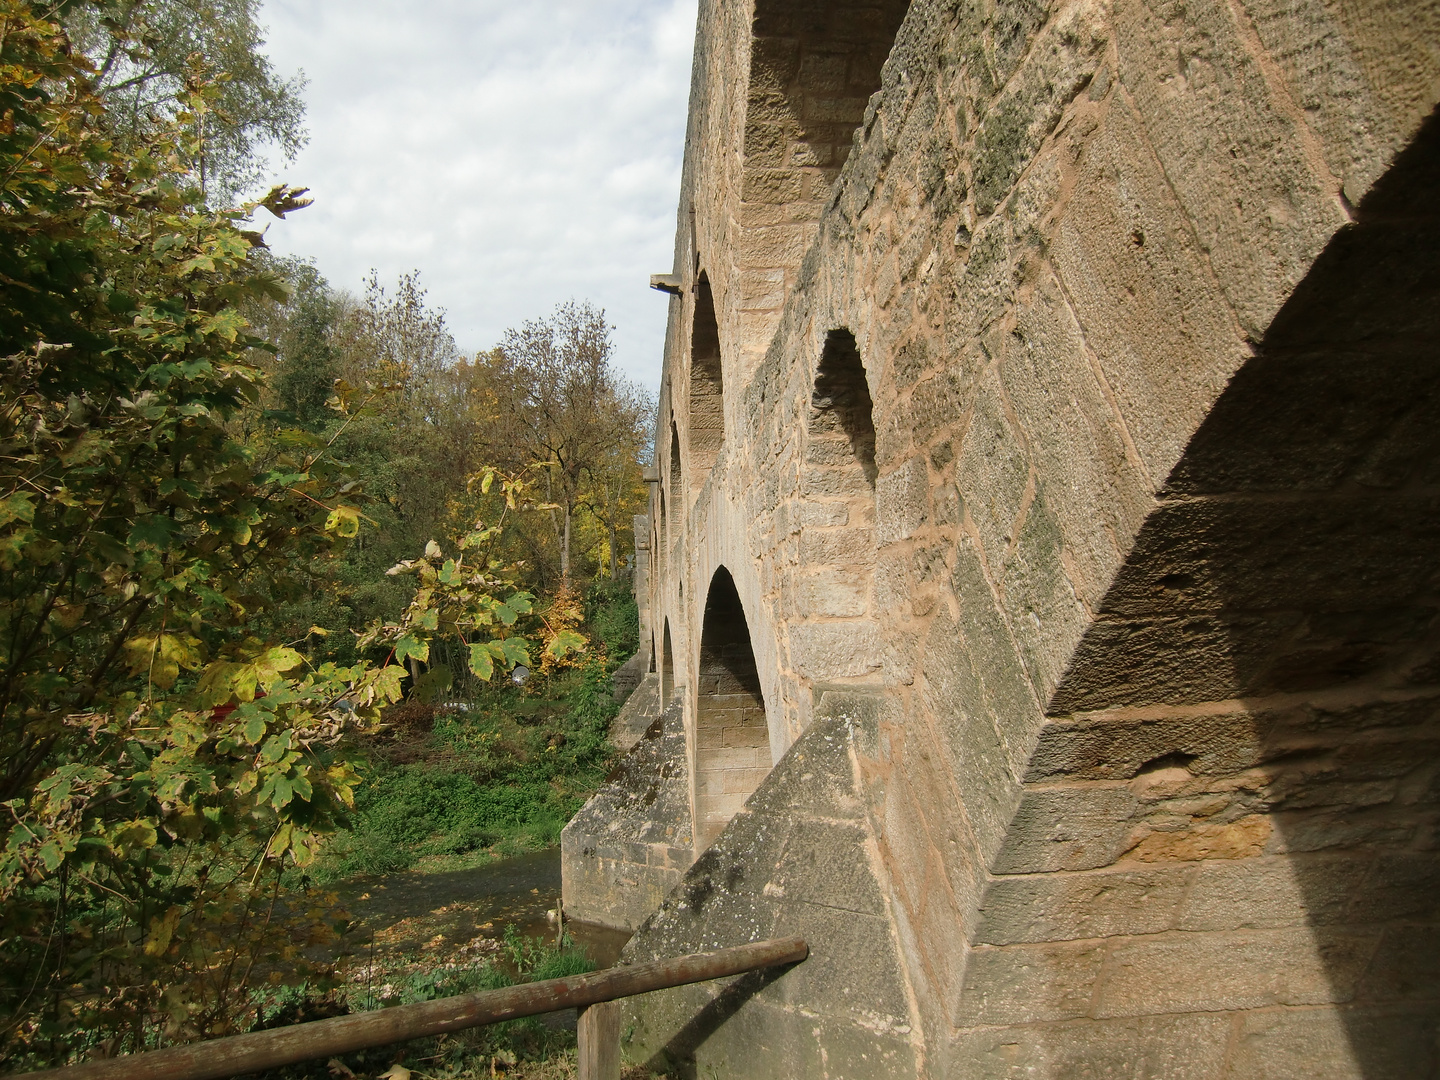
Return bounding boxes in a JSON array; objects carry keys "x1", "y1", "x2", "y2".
[{"x1": 1046, "y1": 106, "x2": 1440, "y2": 1076}]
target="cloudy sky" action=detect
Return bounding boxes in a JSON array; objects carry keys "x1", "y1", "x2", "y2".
[{"x1": 254, "y1": 0, "x2": 698, "y2": 394}]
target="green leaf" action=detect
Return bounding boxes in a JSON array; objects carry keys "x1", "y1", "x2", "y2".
[
  {"x1": 394, "y1": 634, "x2": 429, "y2": 665},
  {"x1": 243, "y1": 713, "x2": 267, "y2": 745},
  {"x1": 501, "y1": 638, "x2": 531, "y2": 668},
  {"x1": 128, "y1": 516, "x2": 180, "y2": 551},
  {"x1": 468, "y1": 643, "x2": 494, "y2": 681},
  {"x1": 290, "y1": 771, "x2": 314, "y2": 802},
  {"x1": 201, "y1": 307, "x2": 245, "y2": 342},
  {"x1": 39, "y1": 842, "x2": 64, "y2": 871},
  {"x1": 545, "y1": 630, "x2": 586, "y2": 660},
  {"x1": 372, "y1": 665, "x2": 406, "y2": 703},
  {"x1": 0, "y1": 492, "x2": 36, "y2": 527},
  {"x1": 325, "y1": 505, "x2": 361, "y2": 538}
]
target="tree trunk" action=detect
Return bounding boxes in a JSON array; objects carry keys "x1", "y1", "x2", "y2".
[
  {"x1": 561, "y1": 503, "x2": 572, "y2": 590},
  {"x1": 608, "y1": 516, "x2": 618, "y2": 580}
]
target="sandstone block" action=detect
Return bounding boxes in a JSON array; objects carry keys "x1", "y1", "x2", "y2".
[
  {"x1": 949, "y1": 1012, "x2": 1232, "y2": 1080},
  {"x1": 954, "y1": 940, "x2": 1106, "y2": 1026},
  {"x1": 1230, "y1": 1003, "x2": 1440, "y2": 1080},
  {"x1": 975, "y1": 865, "x2": 1191, "y2": 945},
  {"x1": 787, "y1": 620, "x2": 884, "y2": 678},
  {"x1": 876, "y1": 455, "x2": 929, "y2": 544},
  {"x1": 1177, "y1": 853, "x2": 1358, "y2": 931},
  {"x1": 1095, "y1": 928, "x2": 1379, "y2": 1016},
  {"x1": 991, "y1": 787, "x2": 1137, "y2": 874}
]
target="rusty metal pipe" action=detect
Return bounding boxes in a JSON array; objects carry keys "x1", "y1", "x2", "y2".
[{"x1": 10, "y1": 937, "x2": 808, "y2": 1080}]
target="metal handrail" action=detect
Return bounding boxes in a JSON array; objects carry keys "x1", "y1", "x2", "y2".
[{"x1": 11, "y1": 937, "x2": 808, "y2": 1080}]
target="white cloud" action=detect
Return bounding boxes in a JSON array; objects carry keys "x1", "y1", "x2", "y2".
[{"x1": 255, "y1": 0, "x2": 698, "y2": 393}]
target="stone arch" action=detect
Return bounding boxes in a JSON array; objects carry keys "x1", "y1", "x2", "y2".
[
  {"x1": 694, "y1": 566, "x2": 771, "y2": 849},
  {"x1": 687, "y1": 273, "x2": 724, "y2": 492},
  {"x1": 810, "y1": 328, "x2": 877, "y2": 488}
]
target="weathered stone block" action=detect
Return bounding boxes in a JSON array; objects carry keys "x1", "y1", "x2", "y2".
[
  {"x1": 795, "y1": 567, "x2": 870, "y2": 617},
  {"x1": 975, "y1": 865, "x2": 1191, "y2": 945},
  {"x1": 876, "y1": 454, "x2": 929, "y2": 544},
  {"x1": 991, "y1": 787, "x2": 1137, "y2": 874},
  {"x1": 949, "y1": 1012, "x2": 1233, "y2": 1080},
  {"x1": 954, "y1": 940, "x2": 1107, "y2": 1026},
  {"x1": 1178, "y1": 853, "x2": 1360, "y2": 931},
  {"x1": 788, "y1": 619, "x2": 884, "y2": 678},
  {"x1": 1230, "y1": 1003, "x2": 1440, "y2": 1080},
  {"x1": 1357, "y1": 926, "x2": 1440, "y2": 1003},
  {"x1": 1095, "y1": 928, "x2": 1380, "y2": 1016}
]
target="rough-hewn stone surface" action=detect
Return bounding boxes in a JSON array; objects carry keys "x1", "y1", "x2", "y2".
[
  {"x1": 620, "y1": 694, "x2": 921, "y2": 1078},
  {"x1": 610, "y1": 672, "x2": 661, "y2": 753},
  {"x1": 560, "y1": 700, "x2": 691, "y2": 932},
  {"x1": 565, "y1": 0, "x2": 1440, "y2": 1075}
]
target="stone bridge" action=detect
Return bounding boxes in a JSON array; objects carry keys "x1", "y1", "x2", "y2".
[{"x1": 561, "y1": 1, "x2": 1440, "y2": 1075}]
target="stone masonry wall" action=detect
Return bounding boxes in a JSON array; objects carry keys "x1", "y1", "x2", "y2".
[
  {"x1": 585, "y1": 0, "x2": 1440, "y2": 1076},
  {"x1": 561, "y1": 700, "x2": 692, "y2": 933}
]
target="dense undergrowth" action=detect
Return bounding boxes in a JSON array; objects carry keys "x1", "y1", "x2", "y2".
[{"x1": 312, "y1": 580, "x2": 637, "y2": 881}]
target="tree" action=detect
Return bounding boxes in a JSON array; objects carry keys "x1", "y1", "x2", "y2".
[
  {"x1": 0, "y1": 8, "x2": 533, "y2": 1062},
  {"x1": 482, "y1": 303, "x2": 652, "y2": 590},
  {"x1": 0, "y1": 8, "x2": 587, "y2": 1064},
  {"x1": 64, "y1": 0, "x2": 307, "y2": 202}
]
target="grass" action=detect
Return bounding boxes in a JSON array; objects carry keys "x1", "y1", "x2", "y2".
[{"x1": 310, "y1": 661, "x2": 619, "y2": 881}]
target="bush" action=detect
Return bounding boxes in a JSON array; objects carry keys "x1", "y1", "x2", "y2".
[
  {"x1": 312, "y1": 659, "x2": 620, "y2": 878},
  {"x1": 246, "y1": 935, "x2": 597, "y2": 1079},
  {"x1": 585, "y1": 580, "x2": 639, "y2": 667}
]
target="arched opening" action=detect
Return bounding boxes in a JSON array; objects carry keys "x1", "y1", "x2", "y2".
[
  {"x1": 810, "y1": 328, "x2": 877, "y2": 486},
  {"x1": 669, "y1": 419, "x2": 682, "y2": 505},
  {"x1": 728, "y1": 1, "x2": 913, "y2": 374},
  {"x1": 649, "y1": 633, "x2": 656, "y2": 674},
  {"x1": 661, "y1": 619, "x2": 675, "y2": 705},
  {"x1": 694, "y1": 567, "x2": 770, "y2": 848},
  {"x1": 688, "y1": 273, "x2": 723, "y2": 491},
  {"x1": 659, "y1": 616, "x2": 676, "y2": 711}
]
